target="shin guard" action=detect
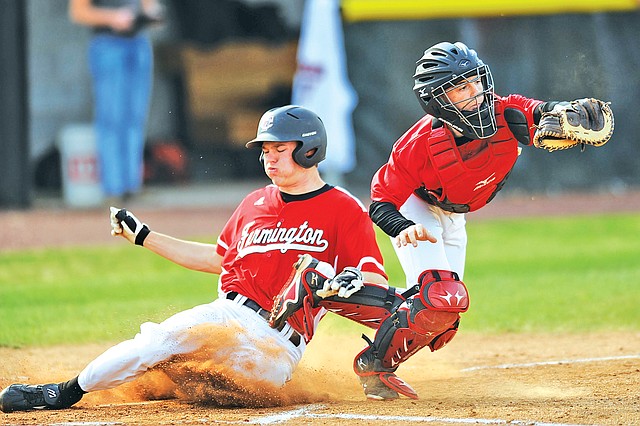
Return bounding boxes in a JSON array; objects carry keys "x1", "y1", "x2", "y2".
[{"x1": 353, "y1": 269, "x2": 469, "y2": 398}]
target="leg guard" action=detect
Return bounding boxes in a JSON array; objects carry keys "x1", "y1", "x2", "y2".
[
  {"x1": 409, "y1": 269, "x2": 468, "y2": 351},
  {"x1": 414, "y1": 269, "x2": 469, "y2": 314},
  {"x1": 353, "y1": 332, "x2": 420, "y2": 400},
  {"x1": 319, "y1": 283, "x2": 403, "y2": 329},
  {"x1": 353, "y1": 269, "x2": 469, "y2": 399},
  {"x1": 270, "y1": 254, "x2": 406, "y2": 333}
]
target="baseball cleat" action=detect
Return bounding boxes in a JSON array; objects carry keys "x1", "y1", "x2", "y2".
[
  {"x1": 353, "y1": 346, "x2": 419, "y2": 400},
  {"x1": 269, "y1": 254, "x2": 334, "y2": 329},
  {"x1": 358, "y1": 374, "x2": 399, "y2": 400},
  {"x1": 0, "y1": 383, "x2": 62, "y2": 412}
]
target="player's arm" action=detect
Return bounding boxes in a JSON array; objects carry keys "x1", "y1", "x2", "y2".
[
  {"x1": 143, "y1": 232, "x2": 222, "y2": 274},
  {"x1": 369, "y1": 201, "x2": 437, "y2": 247},
  {"x1": 370, "y1": 143, "x2": 436, "y2": 246},
  {"x1": 110, "y1": 207, "x2": 222, "y2": 274}
]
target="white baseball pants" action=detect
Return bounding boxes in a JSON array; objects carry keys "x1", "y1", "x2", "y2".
[
  {"x1": 77, "y1": 298, "x2": 305, "y2": 392},
  {"x1": 393, "y1": 194, "x2": 467, "y2": 287}
]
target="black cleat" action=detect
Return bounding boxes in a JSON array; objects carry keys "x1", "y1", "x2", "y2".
[{"x1": 0, "y1": 383, "x2": 63, "y2": 413}]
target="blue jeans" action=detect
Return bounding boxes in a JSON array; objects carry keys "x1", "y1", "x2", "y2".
[{"x1": 89, "y1": 33, "x2": 153, "y2": 197}]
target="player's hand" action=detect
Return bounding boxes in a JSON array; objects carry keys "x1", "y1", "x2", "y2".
[
  {"x1": 395, "y1": 223, "x2": 437, "y2": 248},
  {"x1": 109, "y1": 207, "x2": 150, "y2": 246},
  {"x1": 317, "y1": 267, "x2": 364, "y2": 299}
]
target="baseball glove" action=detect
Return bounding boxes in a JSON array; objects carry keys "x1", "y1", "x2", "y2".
[{"x1": 532, "y1": 98, "x2": 614, "y2": 152}]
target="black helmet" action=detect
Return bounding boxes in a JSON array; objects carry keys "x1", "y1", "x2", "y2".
[
  {"x1": 246, "y1": 105, "x2": 327, "y2": 168},
  {"x1": 413, "y1": 41, "x2": 497, "y2": 139}
]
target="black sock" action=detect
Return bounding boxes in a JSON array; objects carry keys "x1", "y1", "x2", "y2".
[{"x1": 57, "y1": 376, "x2": 86, "y2": 408}]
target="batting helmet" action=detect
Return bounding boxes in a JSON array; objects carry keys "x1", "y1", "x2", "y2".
[
  {"x1": 246, "y1": 105, "x2": 327, "y2": 168},
  {"x1": 413, "y1": 41, "x2": 497, "y2": 139}
]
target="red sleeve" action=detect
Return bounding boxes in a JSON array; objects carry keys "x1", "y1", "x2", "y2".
[
  {"x1": 215, "y1": 203, "x2": 242, "y2": 258},
  {"x1": 500, "y1": 94, "x2": 544, "y2": 146},
  {"x1": 370, "y1": 116, "x2": 436, "y2": 208}
]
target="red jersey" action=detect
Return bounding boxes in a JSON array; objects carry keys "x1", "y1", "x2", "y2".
[
  {"x1": 216, "y1": 184, "x2": 387, "y2": 334},
  {"x1": 371, "y1": 94, "x2": 543, "y2": 212}
]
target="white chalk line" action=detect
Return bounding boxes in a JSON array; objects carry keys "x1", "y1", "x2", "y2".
[
  {"x1": 461, "y1": 354, "x2": 640, "y2": 372},
  {"x1": 46, "y1": 401, "x2": 598, "y2": 426},
  {"x1": 214, "y1": 404, "x2": 593, "y2": 426}
]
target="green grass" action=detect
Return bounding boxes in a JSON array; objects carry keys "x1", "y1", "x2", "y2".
[
  {"x1": 0, "y1": 246, "x2": 214, "y2": 347},
  {"x1": 462, "y1": 214, "x2": 640, "y2": 332},
  {"x1": 1, "y1": 213, "x2": 638, "y2": 348}
]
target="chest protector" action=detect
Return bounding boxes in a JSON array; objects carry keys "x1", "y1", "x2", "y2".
[{"x1": 415, "y1": 116, "x2": 520, "y2": 213}]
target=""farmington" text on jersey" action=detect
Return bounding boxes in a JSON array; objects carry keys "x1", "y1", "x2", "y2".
[{"x1": 236, "y1": 221, "x2": 329, "y2": 256}]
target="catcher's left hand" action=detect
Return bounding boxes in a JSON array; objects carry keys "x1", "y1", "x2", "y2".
[{"x1": 533, "y1": 98, "x2": 614, "y2": 152}]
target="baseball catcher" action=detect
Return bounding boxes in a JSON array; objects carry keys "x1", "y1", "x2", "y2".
[
  {"x1": 361, "y1": 41, "x2": 615, "y2": 398},
  {"x1": 369, "y1": 40, "x2": 616, "y2": 285}
]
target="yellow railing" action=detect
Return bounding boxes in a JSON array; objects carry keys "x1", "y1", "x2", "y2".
[{"x1": 341, "y1": 0, "x2": 639, "y2": 22}]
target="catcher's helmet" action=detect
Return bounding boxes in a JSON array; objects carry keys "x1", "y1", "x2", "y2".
[
  {"x1": 413, "y1": 41, "x2": 497, "y2": 139},
  {"x1": 246, "y1": 105, "x2": 327, "y2": 168}
]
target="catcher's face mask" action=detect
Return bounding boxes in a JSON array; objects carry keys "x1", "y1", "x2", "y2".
[{"x1": 433, "y1": 65, "x2": 497, "y2": 139}]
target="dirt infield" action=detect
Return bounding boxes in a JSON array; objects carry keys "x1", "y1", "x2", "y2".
[
  {"x1": 1, "y1": 331, "x2": 639, "y2": 425},
  {"x1": 1, "y1": 189, "x2": 639, "y2": 425}
]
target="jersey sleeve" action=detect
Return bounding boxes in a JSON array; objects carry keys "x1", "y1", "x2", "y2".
[
  {"x1": 500, "y1": 94, "x2": 544, "y2": 146},
  {"x1": 215, "y1": 205, "x2": 241, "y2": 258},
  {"x1": 370, "y1": 116, "x2": 433, "y2": 208}
]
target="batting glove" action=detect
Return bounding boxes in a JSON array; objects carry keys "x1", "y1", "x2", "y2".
[
  {"x1": 109, "y1": 207, "x2": 150, "y2": 246},
  {"x1": 316, "y1": 266, "x2": 364, "y2": 299}
]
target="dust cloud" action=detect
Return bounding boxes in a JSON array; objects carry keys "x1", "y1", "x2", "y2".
[{"x1": 89, "y1": 322, "x2": 361, "y2": 408}]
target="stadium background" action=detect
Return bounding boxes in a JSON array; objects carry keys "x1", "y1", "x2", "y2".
[
  {"x1": 0, "y1": 3, "x2": 639, "y2": 423},
  {"x1": 0, "y1": 0, "x2": 639, "y2": 209}
]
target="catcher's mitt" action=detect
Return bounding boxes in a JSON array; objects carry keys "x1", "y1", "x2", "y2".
[{"x1": 532, "y1": 98, "x2": 614, "y2": 152}]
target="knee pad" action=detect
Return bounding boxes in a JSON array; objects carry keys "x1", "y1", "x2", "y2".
[
  {"x1": 416, "y1": 269, "x2": 469, "y2": 313},
  {"x1": 407, "y1": 269, "x2": 468, "y2": 338}
]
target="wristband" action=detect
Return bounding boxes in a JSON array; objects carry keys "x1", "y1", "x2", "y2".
[{"x1": 135, "y1": 225, "x2": 151, "y2": 246}]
